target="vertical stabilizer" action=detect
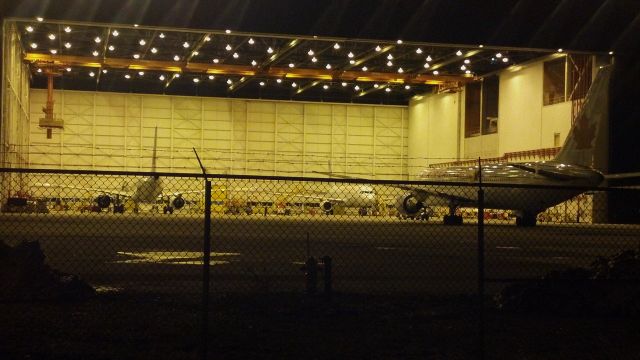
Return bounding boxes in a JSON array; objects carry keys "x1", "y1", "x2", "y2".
[
  {"x1": 151, "y1": 126, "x2": 158, "y2": 172},
  {"x1": 554, "y1": 65, "x2": 612, "y2": 170}
]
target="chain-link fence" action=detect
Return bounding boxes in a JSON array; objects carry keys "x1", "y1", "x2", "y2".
[{"x1": 2, "y1": 168, "x2": 639, "y2": 358}]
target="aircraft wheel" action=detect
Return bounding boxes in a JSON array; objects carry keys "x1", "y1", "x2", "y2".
[{"x1": 443, "y1": 214, "x2": 463, "y2": 225}]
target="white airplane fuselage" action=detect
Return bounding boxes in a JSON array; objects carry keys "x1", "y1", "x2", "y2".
[
  {"x1": 324, "y1": 184, "x2": 377, "y2": 208},
  {"x1": 130, "y1": 176, "x2": 163, "y2": 204},
  {"x1": 417, "y1": 161, "x2": 604, "y2": 215}
]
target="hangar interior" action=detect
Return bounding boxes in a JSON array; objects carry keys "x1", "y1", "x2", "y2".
[{"x1": 0, "y1": 17, "x2": 613, "y2": 220}]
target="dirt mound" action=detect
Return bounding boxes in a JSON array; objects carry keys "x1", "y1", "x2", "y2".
[
  {"x1": 496, "y1": 250, "x2": 640, "y2": 316},
  {"x1": 0, "y1": 241, "x2": 95, "y2": 302}
]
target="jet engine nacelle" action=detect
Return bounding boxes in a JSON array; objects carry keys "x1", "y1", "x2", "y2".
[
  {"x1": 321, "y1": 200, "x2": 334, "y2": 214},
  {"x1": 95, "y1": 194, "x2": 111, "y2": 209},
  {"x1": 395, "y1": 193, "x2": 423, "y2": 217},
  {"x1": 172, "y1": 195, "x2": 185, "y2": 209}
]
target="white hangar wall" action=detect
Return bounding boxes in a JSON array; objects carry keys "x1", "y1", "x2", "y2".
[
  {"x1": 408, "y1": 58, "x2": 573, "y2": 176},
  {"x1": 28, "y1": 90, "x2": 409, "y2": 179}
]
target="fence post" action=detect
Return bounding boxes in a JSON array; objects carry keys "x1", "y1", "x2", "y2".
[
  {"x1": 202, "y1": 179, "x2": 212, "y2": 360},
  {"x1": 477, "y1": 158, "x2": 485, "y2": 360}
]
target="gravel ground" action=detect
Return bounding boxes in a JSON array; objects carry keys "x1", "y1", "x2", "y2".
[{"x1": 1, "y1": 292, "x2": 639, "y2": 360}]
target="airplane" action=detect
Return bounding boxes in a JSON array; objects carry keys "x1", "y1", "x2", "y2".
[
  {"x1": 291, "y1": 183, "x2": 378, "y2": 215},
  {"x1": 37, "y1": 127, "x2": 191, "y2": 214},
  {"x1": 321, "y1": 65, "x2": 639, "y2": 226}
]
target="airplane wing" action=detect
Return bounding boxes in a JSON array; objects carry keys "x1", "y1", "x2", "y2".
[
  {"x1": 33, "y1": 182, "x2": 131, "y2": 198},
  {"x1": 603, "y1": 172, "x2": 640, "y2": 180}
]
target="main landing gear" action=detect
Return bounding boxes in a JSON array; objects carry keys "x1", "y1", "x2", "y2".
[{"x1": 443, "y1": 204, "x2": 463, "y2": 226}]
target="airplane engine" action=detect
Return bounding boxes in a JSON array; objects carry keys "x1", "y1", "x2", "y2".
[
  {"x1": 395, "y1": 193, "x2": 423, "y2": 217},
  {"x1": 172, "y1": 195, "x2": 186, "y2": 209},
  {"x1": 95, "y1": 194, "x2": 111, "y2": 209},
  {"x1": 321, "y1": 200, "x2": 334, "y2": 214}
]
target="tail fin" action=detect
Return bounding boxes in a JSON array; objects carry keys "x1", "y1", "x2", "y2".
[
  {"x1": 554, "y1": 65, "x2": 612, "y2": 170},
  {"x1": 151, "y1": 126, "x2": 158, "y2": 172}
]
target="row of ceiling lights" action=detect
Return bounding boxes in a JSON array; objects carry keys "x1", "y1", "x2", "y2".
[{"x1": 34, "y1": 67, "x2": 413, "y2": 91}]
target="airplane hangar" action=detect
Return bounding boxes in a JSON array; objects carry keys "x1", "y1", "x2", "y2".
[{"x1": 1, "y1": 1, "x2": 639, "y2": 222}]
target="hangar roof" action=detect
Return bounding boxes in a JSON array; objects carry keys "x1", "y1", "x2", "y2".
[{"x1": 5, "y1": 0, "x2": 637, "y2": 105}]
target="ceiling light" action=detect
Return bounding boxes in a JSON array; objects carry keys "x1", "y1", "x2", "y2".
[
  {"x1": 464, "y1": 59, "x2": 470, "y2": 64},
  {"x1": 397, "y1": 39, "x2": 403, "y2": 44},
  {"x1": 387, "y1": 54, "x2": 393, "y2": 60},
  {"x1": 460, "y1": 65, "x2": 466, "y2": 70},
  {"x1": 311, "y1": 57, "x2": 318, "y2": 63},
  {"x1": 134, "y1": 24, "x2": 139, "y2": 27},
  {"x1": 276, "y1": 79, "x2": 282, "y2": 83},
  {"x1": 248, "y1": 38, "x2": 255, "y2": 45},
  {"x1": 495, "y1": 52, "x2": 503, "y2": 58},
  {"x1": 386, "y1": 60, "x2": 393, "y2": 67},
  {"x1": 385, "y1": 87, "x2": 391, "y2": 93},
  {"x1": 94, "y1": 36, "x2": 101, "y2": 43},
  {"x1": 50, "y1": 49, "x2": 57, "y2": 54},
  {"x1": 37, "y1": 68, "x2": 42, "y2": 73},
  {"x1": 291, "y1": 82, "x2": 297, "y2": 88},
  {"x1": 259, "y1": 81, "x2": 265, "y2": 86},
  {"x1": 174, "y1": 73, "x2": 180, "y2": 78},
  {"x1": 125, "y1": 74, "x2": 131, "y2": 79},
  {"x1": 159, "y1": 75, "x2": 165, "y2": 81},
  {"x1": 289, "y1": 63, "x2": 295, "y2": 68},
  {"x1": 159, "y1": 33, "x2": 165, "y2": 38},
  {"x1": 373, "y1": 84, "x2": 379, "y2": 88},
  {"x1": 36, "y1": 17, "x2": 44, "y2": 22},
  {"x1": 362, "y1": 66, "x2": 368, "y2": 71},
  {"x1": 348, "y1": 52, "x2": 354, "y2": 58},
  {"x1": 138, "y1": 71, "x2": 144, "y2": 76},
  {"x1": 323, "y1": 84, "x2": 329, "y2": 90},
  {"x1": 133, "y1": 54, "x2": 140, "y2": 59},
  {"x1": 433, "y1": 70, "x2": 439, "y2": 75},
  {"x1": 423, "y1": 63, "x2": 430, "y2": 68},
  {"x1": 102, "y1": 69, "x2": 107, "y2": 74},
  {"x1": 479, "y1": 44, "x2": 484, "y2": 48},
  {"x1": 48, "y1": 33, "x2": 56, "y2": 40},
  {"x1": 26, "y1": 26, "x2": 34, "y2": 32},
  {"x1": 250, "y1": 59, "x2": 257, "y2": 66},
  {"x1": 204, "y1": 36, "x2": 211, "y2": 42},
  {"x1": 325, "y1": 64, "x2": 332, "y2": 69},
  {"x1": 213, "y1": 58, "x2": 219, "y2": 63},
  {"x1": 354, "y1": 85, "x2": 360, "y2": 91},
  {"x1": 225, "y1": 29, "x2": 231, "y2": 34},
  {"x1": 404, "y1": 85, "x2": 411, "y2": 90},
  {"x1": 89, "y1": 71, "x2": 95, "y2": 77},
  {"x1": 64, "y1": 26, "x2": 71, "y2": 33},
  {"x1": 108, "y1": 45, "x2": 115, "y2": 51},
  {"x1": 183, "y1": 42, "x2": 190, "y2": 48},
  {"x1": 308, "y1": 49, "x2": 314, "y2": 56},
  {"x1": 502, "y1": 57, "x2": 509, "y2": 62},
  {"x1": 333, "y1": 43, "x2": 340, "y2": 50},
  {"x1": 139, "y1": 39, "x2": 146, "y2": 46},
  {"x1": 456, "y1": 50, "x2": 463, "y2": 56},
  {"x1": 349, "y1": 60, "x2": 355, "y2": 64},
  {"x1": 398, "y1": 67, "x2": 404, "y2": 73},
  {"x1": 227, "y1": 79, "x2": 232, "y2": 84},
  {"x1": 66, "y1": 67, "x2": 71, "y2": 72},
  {"x1": 233, "y1": 52, "x2": 239, "y2": 58},
  {"x1": 557, "y1": 48, "x2": 563, "y2": 53},
  {"x1": 92, "y1": 50, "x2": 99, "y2": 56},
  {"x1": 375, "y1": 45, "x2": 382, "y2": 52},
  {"x1": 192, "y1": 51, "x2": 199, "y2": 56},
  {"x1": 30, "y1": 43, "x2": 38, "y2": 49},
  {"x1": 609, "y1": 51, "x2": 614, "y2": 55},
  {"x1": 208, "y1": 75, "x2": 215, "y2": 80},
  {"x1": 341, "y1": 82, "x2": 347, "y2": 87},
  {"x1": 112, "y1": 30, "x2": 119, "y2": 37},
  {"x1": 193, "y1": 78, "x2": 200, "y2": 83},
  {"x1": 267, "y1": 47, "x2": 274, "y2": 54},
  {"x1": 426, "y1": 55, "x2": 432, "y2": 62},
  {"x1": 151, "y1": 47, "x2": 158, "y2": 53},
  {"x1": 416, "y1": 48, "x2": 423, "y2": 54},
  {"x1": 465, "y1": 70, "x2": 471, "y2": 74},
  {"x1": 64, "y1": 42, "x2": 71, "y2": 49},
  {"x1": 174, "y1": 55, "x2": 180, "y2": 61},
  {"x1": 225, "y1": 44, "x2": 232, "y2": 51}
]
